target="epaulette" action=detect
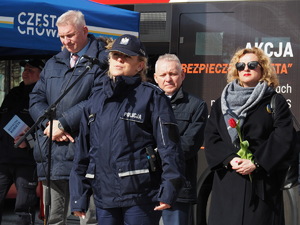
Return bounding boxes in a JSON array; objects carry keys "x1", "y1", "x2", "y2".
[{"x1": 142, "y1": 82, "x2": 165, "y2": 94}]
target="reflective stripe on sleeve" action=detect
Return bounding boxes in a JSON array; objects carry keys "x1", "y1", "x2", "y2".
[{"x1": 118, "y1": 169, "x2": 149, "y2": 177}]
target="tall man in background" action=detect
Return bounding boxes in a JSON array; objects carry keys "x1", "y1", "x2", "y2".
[
  {"x1": 0, "y1": 59, "x2": 44, "y2": 225},
  {"x1": 154, "y1": 54, "x2": 208, "y2": 225},
  {"x1": 29, "y1": 10, "x2": 108, "y2": 225}
]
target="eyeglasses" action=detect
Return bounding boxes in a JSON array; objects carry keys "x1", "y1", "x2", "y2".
[{"x1": 235, "y1": 61, "x2": 261, "y2": 71}]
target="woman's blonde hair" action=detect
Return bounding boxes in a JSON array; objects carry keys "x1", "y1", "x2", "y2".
[
  {"x1": 98, "y1": 37, "x2": 114, "y2": 49},
  {"x1": 137, "y1": 55, "x2": 148, "y2": 81},
  {"x1": 227, "y1": 47, "x2": 279, "y2": 87}
]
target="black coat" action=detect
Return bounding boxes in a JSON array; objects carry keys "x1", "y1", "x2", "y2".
[
  {"x1": 170, "y1": 87, "x2": 207, "y2": 203},
  {"x1": 0, "y1": 82, "x2": 36, "y2": 165},
  {"x1": 205, "y1": 92, "x2": 295, "y2": 225}
]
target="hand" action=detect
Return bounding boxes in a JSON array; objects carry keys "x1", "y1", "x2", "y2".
[
  {"x1": 230, "y1": 157, "x2": 241, "y2": 168},
  {"x1": 14, "y1": 127, "x2": 31, "y2": 148},
  {"x1": 44, "y1": 120, "x2": 74, "y2": 142},
  {"x1": 231, "y1": 158, "x2": 256, "y2": 175},
  {"x1": 14, "y1": 135, "x2": 27, "y2": 148},
  {"x1": 154, "y1": 202, "x2": 171, "y2": 211},
  {"x1": 73, "y1": 211, "x2": 86, "y2": 219}
]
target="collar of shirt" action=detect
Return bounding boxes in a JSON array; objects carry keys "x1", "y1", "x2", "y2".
[{"x1": 70, "y1": 38, "x2": 91, "y2": 60}]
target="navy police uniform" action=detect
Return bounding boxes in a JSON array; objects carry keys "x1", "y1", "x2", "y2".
[{"x1": 70, "y1": 75, "x2": 185, "y2": 223}]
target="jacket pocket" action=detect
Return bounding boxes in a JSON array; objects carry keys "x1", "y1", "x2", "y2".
[
  {"x1": 116, "y1": 157, "x2": 152, "y2": 195},
  {"x1": 174, "y1": 111, "x2": 191, "y2": 132},
  {"x1": 174, "y1": 111, "x2": 191, "y2": 122},
  {"x1": 65, "y1": 141, "x2": 75, "y2": 161},
  {"x1": 119, "y1": 112, "x2": 154, "y2": 143},
  {"x1": 159, "y1": 114, "x2": 180, "y2": 145}
]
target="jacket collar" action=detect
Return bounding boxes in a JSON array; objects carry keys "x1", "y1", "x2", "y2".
[
  {"x1": 170, "y1": 86, "x2": 184, "y2": 103},
  {"x1": 55, "y1": 34, "x2": 97, "y2": 65},
  {"x1": 20, "y1": 81, "x2": 36, "y2": 93},
  {"x1": 103, "y1": 75, "x2": 141, "y2": 98}
]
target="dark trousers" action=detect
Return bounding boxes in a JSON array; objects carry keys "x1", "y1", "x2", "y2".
[
  {"x1": 96, "y1": 203, "x2": 161, "y2": 225},
  {"x1": 162, "y1": 202, "x2": 193, "y2": 225},
  {"x1": 0, "y1": 164, "x2": 38, "y2": 225}
]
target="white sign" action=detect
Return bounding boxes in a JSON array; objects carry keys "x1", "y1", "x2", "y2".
[{"x1": 4, "y1": 115, "x2": 29, "y2": 139}]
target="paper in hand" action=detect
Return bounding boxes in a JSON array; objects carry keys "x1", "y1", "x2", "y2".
[{"x1": 3, "y1": 115, "x2": 29, "y2": 139}]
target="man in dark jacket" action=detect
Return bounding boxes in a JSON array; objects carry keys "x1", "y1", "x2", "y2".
[
  {"x1": 154, "y1": 54, "x2": 208, "y2": 225},
  {"x1": 0, "y1": 59, "x2": 44, "y2": 225},
  {"x1": 29, "y1": 10, "x2": 108, "y2": 225}
]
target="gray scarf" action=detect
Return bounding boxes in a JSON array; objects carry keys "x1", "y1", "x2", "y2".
[{"x1": 221, "y1": 79, "x2": 273, "y2": 145}]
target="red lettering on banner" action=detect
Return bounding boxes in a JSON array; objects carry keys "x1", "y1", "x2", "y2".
[
  {"x1": 182, "y1": 64, "x2": 187, "y2": 73},
  {"x1": 187, "y1": 63, "x2": 193, "y2": 74},
  {"x1": 199, "y1": 64, "x2": 206, "y2": 73},
  {"x1": 182, "y1": 63, "x2": 292, "y2": 75},
  {"x1": 215, "y1": 64, "x2": 222, "y2": 73},
  {"x1": 182, "y1": 63, "x2": 229, "y2": 74},
  {"x1": 272, "y1": 63, "x2": 292, "y2": 75},
  {"x1": 222, "y1": 64, "x2": 228, "y2": 74},
  {"x1": 193, "y1": 64, "x2": 199, "y2": 73},
  {"x1": 209, "y1": 64, "x2": 215, "y2": 73}
]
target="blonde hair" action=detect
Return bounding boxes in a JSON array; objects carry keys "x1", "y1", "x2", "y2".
[
  {"x1": 97, "y1": 36, "x2": 114, "y2": 49},
  {"x1": 227, "y1": 47, "x2": 279, "y2": 87},
  {"x1": 138, "y1": 56, "x2": 149, "y2": 81}
]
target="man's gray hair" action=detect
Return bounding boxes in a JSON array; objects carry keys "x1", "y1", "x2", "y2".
[
  {"x1": 155, "y1": 53, "x2": 182, "y2": 72},
  {"x1": 56, "y1": 10, "x2": 86, "y2": 28}
]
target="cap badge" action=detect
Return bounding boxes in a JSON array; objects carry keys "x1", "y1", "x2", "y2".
[{"x1": 120, "y1": 37, "x2": 129, "y2": 45}]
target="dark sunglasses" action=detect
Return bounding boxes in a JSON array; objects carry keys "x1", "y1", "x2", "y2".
[{"x1": 235, "y1": 61, "x2": 261, "y2": 71}]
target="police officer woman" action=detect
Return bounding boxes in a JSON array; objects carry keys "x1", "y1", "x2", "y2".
[{"x1": 69, "y1": 34, "x2": 185, "y2": 225}]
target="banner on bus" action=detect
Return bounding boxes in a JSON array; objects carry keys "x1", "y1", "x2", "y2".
[{"x1": 0, "y1": 0, "x2": 140, "y2": 52}]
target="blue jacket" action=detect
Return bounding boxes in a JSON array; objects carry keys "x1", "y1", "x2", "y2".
[
  {"x1": 70, "y1": 75, "x2": 185, "y2": 211},
  {"x1": 170, "y1": 87, "x2": 207, "y2": 203},
  {"x1": 29, "y1": 35, "x2": 108, "y2": 180}
]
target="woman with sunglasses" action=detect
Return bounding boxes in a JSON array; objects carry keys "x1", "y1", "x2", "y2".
[{"x1": 204, "y1": 47, "x2": 295, "y2": 225}]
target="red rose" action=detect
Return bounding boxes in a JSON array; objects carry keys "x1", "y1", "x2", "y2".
[{"x1": 228, "y1": 118, "x2": 237, "y2": 128}]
